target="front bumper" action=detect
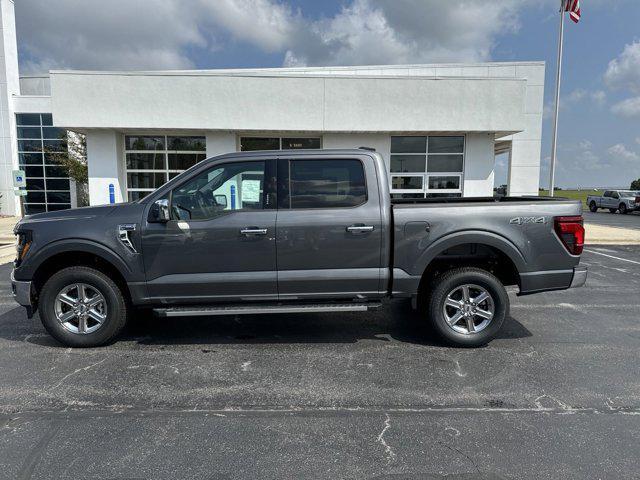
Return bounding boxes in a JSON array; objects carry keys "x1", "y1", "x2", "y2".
[
  {"x1": 11, "y1": 270, "x2": 33, "y2": 307},
  {"x1": 569, "y1": 266, "x2": 588, "y2": 288}
]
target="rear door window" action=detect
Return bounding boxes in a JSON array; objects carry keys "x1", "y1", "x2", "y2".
[{"x1": 288, "y1": 159, "x2": 367, "y2": 209}]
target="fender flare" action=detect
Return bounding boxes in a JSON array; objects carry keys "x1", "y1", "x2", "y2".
[
  {"x1": 23, "y1": 238, "x2": 133, "y2": 281},
  {"x1": 410, "y1": 230, "x2": 527, "y2": 277}
]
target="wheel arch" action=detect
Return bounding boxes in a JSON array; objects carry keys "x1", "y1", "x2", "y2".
[
  {"x1": 29, "y1": 240, "x2": 134, "y2": 306},
  {"x1": 413, "y1": 231, "x2": 524, "y2": 301}
]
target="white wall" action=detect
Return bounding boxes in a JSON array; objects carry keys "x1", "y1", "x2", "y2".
[
  {"x1": 86, "y1": 130, "x2": 125, "y2": 205},
  {"x1": 463, "y1": 133, "x2": 495, "y2": 197},
  {"x1": 323, "y1": 133, "x2": 391, "y2": 169},
  {"x1": 206, "y1": 131, "x2": 236, "y2": 157},
  {"x1": 0, "y1": 0, "x2": 20, "y2": 215},
  {"x1": 507, "y1": 65, "x2": 545, "y2": 195},
  {"x1": 50, "y1": 72, "x2": 526, "y2": 136}
]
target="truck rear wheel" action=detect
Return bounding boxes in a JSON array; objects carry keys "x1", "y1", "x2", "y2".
[
  {"x1": 39, "y1": 266, "x2": 129, "y2": 348},
  {"x1": 589, "y1": 201, "x2": 598, "y2": 213},
  {"x1": 426, "y1": 267, "x2": 508, "y2": 347}
]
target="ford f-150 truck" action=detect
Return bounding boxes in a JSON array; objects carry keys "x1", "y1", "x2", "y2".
[
  {"x1": 11, "y1": 149, "x2": 587, "y2": 348},
  {"x1": 587, "y1": 190, "x2": 640, "y2": 214}
]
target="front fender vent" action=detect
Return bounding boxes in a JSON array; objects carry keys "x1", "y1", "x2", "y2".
[{"x1": 118, "y1": 224, "x2": 138, "y2": 253}]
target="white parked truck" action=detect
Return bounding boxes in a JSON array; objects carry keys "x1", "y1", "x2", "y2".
[{"x1": 587, "y1": 190, "x2": 640, "y2": 214}]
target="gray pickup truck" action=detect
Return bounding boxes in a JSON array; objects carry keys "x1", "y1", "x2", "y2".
[
  {"x1": 587, "y1": 190, "x2": 640, "y2": 214},
  {"x1": 11, "y1": 149, "x2": 587, "y2": 348}
]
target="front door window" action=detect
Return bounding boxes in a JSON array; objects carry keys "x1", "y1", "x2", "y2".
[{"x1": 170, "y1": 161, "x2": 266, "y2": 220}]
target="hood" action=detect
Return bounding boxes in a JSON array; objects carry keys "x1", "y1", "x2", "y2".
[{"x1": 16, "y1": 204, "x2": 122, "y2": 231}]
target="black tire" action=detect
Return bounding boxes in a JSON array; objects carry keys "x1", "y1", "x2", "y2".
[
  {"x1": 39, "y1": 266, "x2": 128, "y2": 347},
  {"x1": 425, "y1": 267, "x2": 509, "y2": 348},
  {"x1": 609, "y1": 208, "x2": 617, "y2": 214},
  {"x1": 589, "y1": 201, "x2": 598, "y2": 213},
  {"x1": 619, "y1": 203, "x2": 628, "y2": 214}
]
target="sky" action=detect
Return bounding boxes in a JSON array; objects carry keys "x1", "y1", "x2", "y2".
[{"x1": 14, "y1": 0, "x2": 640, "y2": 189}]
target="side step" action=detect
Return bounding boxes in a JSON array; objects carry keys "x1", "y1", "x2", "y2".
[{"x1": 154, "y1": 302, "x2": 382, "y2": 317}]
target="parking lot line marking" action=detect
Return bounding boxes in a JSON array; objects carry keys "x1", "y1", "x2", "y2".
[{"x1": 584, "y1": 249, "x2": 640, "y2": 265}]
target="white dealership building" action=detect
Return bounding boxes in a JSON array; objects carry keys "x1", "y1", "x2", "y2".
[{"x1": 0, "y1": 0, "x2": 544, "y2": 216}]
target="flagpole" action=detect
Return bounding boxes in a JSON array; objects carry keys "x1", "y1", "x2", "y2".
[{"x1": 549, "y1": 0, "x2": 566, "y2": 197}]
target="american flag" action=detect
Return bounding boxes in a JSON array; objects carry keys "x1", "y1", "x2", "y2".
[{"x1": 565, "y1": 0, "x2": 581, "y2": 23}]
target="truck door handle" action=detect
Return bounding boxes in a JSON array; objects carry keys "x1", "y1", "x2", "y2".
[
  {"x1": 240, "y1": 227, "x2": 268, "y2": 236},
  {"x1": 346, "y1": 225, "x2": 374, "y2": 234}
]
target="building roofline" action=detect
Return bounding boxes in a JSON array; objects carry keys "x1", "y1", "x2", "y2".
[{"x1": 47, "y1": 60, "x2": 545, "y2": 78}]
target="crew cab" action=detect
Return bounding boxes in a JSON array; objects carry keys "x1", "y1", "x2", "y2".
[
  {"x1": 12, "y1": 149, "x2": 587, "y2": 348},
  {"x1": 587, "y1": 190, "x2": 640, "y2": 214}
]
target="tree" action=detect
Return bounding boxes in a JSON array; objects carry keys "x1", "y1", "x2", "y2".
[
  {"x1": 631, "y1": 178, "x2": 640, "y2": 190},
  {"x1": 47, "y1": 131, "x2": 89, "y2": 206}
]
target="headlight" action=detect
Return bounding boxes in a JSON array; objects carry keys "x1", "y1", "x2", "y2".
[{"x1": 15, "y1": 230, "x2": 32, "y2": 266}]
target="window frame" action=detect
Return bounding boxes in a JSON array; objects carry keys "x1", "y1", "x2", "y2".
[
  {"x1": 278, "y1": 157, "x2": 369, "y2": 211},
  {"x1": 389, "y1": 135, "x2": 465, "y2": 198},
  {"x1": 124, "y1": 134, "x2": 207, "y2": 202}
]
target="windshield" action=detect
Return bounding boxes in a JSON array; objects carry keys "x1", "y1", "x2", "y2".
[{"x1": 619, "y1": 191, "x2": 639, "y2": 197}]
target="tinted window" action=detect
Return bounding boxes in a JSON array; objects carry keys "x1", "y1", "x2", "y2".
[
  {"x1": 171, "y1": 162, "x2": 265, "y2": 220},
  {"x1": 289, "y1": 159, "x2": 366, "y2": 209},
  {"x1": 46, "y1": 178, "x2": 70, "y2": 190},
  {"x1": 167, "y1": 136, "x2": 206, "y2": 151},
  {"x1": 241, "y1": 137, "x2": 279, "y2": 151},
  {"x1": 428, "y1": 136, "x2": 464, "y2": 153},
  {"x1": 603, "y1": 191, "x2": 612, "y2": 197},
  {"x1": 427, "y1": 155, "x2": 464, "y2": 173},
  {"x1": 391, "y1": 136, "x2": 426, "y2": 153},
  {"x1": 16, "y1": 114, "x2": 41, "y2": 126},
  {"x1": 390, "y1": 155, "x2": 426, "y2": 173},
  {"x1": 168, "y1": 153, "x2": 206, "y2": 170},
  {"x1": 428, "y1": 176, "x2": 461, "y2": 189},
  {"x1": 125, "y1": 136, "x2": 164, "y2": 150}
]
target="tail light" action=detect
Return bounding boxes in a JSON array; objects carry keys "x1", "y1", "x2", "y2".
[{"x1": 554, "y1": 216, "x2": 584, "y2": 255}]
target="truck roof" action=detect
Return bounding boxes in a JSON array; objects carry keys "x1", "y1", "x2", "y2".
[{"x1": 212, "y1": 148, "x2": 378, "y2": 160}]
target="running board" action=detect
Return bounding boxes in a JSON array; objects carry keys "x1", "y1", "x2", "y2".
[{"x1": 154, "y1": 303, "x2": 382, "y2": 317}]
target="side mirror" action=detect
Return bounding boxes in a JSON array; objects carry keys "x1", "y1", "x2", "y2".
[
  {"x1": 149, "y1": 198, "x2": 170, "y2": 223},
  {"x1": 214, "y1": 194, "x2": 227, "y2": 208}
]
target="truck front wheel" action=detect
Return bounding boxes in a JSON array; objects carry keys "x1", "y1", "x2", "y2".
[
  {"x1": 426, "y1": 267, "x2": 509, "y2": 347},
  {"x1": 39, "y1": 266, "x2": 129, "y2": 348}
]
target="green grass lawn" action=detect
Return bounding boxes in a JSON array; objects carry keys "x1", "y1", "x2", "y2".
[{"x1": 539, "y1": 189, "x2": 604, "y2": 207}]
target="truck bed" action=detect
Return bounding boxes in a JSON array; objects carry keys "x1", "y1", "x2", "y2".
[{"x1": 390, "y1": 196, "x2": 583, "y2": 296}]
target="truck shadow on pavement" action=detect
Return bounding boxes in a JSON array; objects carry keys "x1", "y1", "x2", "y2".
[
  {"x1": 0, "y1": 301, "x2": 532, "y2": 348},
  {"x1": 122, "y1": 301, "x2": 533, "y2": 347}
]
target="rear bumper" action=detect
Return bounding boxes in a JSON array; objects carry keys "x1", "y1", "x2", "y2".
[
  {"x1": 11, "y1": 270, "x2": 33, "y2": 308},
  {"x1": 569, "y1": 266, "x2": 588, "y2": 288},
  {"x1": 519, "y1": 266, "x2": 587, "y2": 295}
]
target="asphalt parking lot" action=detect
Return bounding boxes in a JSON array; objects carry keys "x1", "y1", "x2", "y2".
[
  {"x1": 1, "y1": 247, "x2": 639, "y2": 479},
  {"x1": 584, "y1": 210, "x2": 640, "y2": 230}
]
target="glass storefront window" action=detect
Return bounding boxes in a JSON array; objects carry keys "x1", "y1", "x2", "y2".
[
  {"x1": 16, "y1": 113, "x2": 72, "y2": 214},
  {"x1": 124, "y1": 135, "x2": 206, "y2": 202},
  {"x1": 390, "y1": 136, "x2": 464, "y2": 198}
]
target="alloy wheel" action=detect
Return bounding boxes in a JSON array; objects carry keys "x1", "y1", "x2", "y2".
[
  {"x1": 54, "y1": 283, "x2": 108, "y2": 335},
  {"x1": 442, "y1": 284, "x2": 495, "y2": 335}
]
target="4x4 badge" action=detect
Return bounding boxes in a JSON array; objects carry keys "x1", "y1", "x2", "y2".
[{"x1": 509, "y1": 216, "x2": 547, "y2": 225}]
